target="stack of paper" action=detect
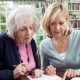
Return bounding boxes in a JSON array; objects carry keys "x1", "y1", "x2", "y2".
[{"x1": 27, "y1": 74, "x2": 62, "y2": 80}]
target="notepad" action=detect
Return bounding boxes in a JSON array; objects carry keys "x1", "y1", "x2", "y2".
[
  {"x1": 71, "y1": 77, "x2": 80, "y2": 80},
  {"x1": 27, "y1": 74, "x2": 62, "y2": 80}
]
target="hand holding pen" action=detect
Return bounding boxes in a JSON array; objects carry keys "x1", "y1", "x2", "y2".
[
  {"x1": 13, "y1": 63, "x2": 28, "y2": 79},
  {"x1": 44, "y1": 65, "x2": 56, "y2": 75}
]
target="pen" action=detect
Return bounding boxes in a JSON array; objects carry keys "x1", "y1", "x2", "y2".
[
  {"x1": 13, "y1": 64, "x2": 26, "y2": 74},
  {"x1": 13, "y1": 65, "x2": 29, "y2": 80},
  {"x1": 13, "y1": 65, "x2": 17, "y2": 68}
]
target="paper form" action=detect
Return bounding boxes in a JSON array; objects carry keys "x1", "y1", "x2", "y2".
[
  {"x1": 71, "y1": 77, "x2": 80, "y2": 80},
  {"x1": 27, "y1": 74, "x2": 62, "y2": 80}
]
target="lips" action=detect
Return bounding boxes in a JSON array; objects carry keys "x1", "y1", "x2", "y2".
[
  {"x1": 54, "y1": 32, "x2": 61, "y2": 34},
  {"x1": 25, "y1": 37, "x2": 30, "y2": 39}
]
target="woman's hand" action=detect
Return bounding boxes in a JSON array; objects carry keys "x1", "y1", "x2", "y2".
[
  {"x1": 44, "y1": 65, "x2": 56, "y2": 75},
  {"x1": 63, "y1": 69, "x2": 80, "y2": 80},
  {"x1": 13, "y1": 63, "x2": 27, "y2": 79},
  {"x1": 32, "y1": 69, "x2": 43, "y2": 78}
]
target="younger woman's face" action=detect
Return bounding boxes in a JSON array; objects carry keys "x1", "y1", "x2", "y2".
[
  {"x1": 15, "y1": 18, "x2": 35, "y2": 44},
  {"x1": 50, "y1": 13, "x2": 67, "y2": 39}
]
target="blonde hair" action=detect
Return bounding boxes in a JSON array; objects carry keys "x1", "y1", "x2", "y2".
[
  {"x1": 6, "y1": 5, "x2": 39, "y2": 39},
  {"x1": 42, "y1": 2, "x2": 72, "y2": 37}
]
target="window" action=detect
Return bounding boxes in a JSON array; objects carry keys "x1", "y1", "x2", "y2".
[{"x1": 0, "y1": 0, "x2": 47, "y2": 46}]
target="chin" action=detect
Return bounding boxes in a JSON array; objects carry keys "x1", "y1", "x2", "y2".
[
  {"x1": 22, "y1": 38, "x2": 32, "y2": 44},
  {"x1": 25, "y1": 40, "x2": 31, "y2": 44},
  {"x1": 54, "y1": 35, "x2": 62, "y2": 39}
]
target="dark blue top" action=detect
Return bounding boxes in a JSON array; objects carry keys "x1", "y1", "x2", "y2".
[{"x1": 0, "y1": 33, "x2": 38, "y2": 80}]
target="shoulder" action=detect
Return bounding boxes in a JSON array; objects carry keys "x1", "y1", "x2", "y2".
[
  {"x1": 31, "y1": 38, "x2": 36, "y2": 43},
  {"x1": 72, "y1": 29, "x2": 80, "y2": 34},
  {"x1": 0, "y1": 32, "x2": 15, "y2": 44},
  {"x1": 69, "y1": 29, "x2": 80, "y2": 44},
  {"x1": 30, "y1": 38, "x2": 36, "y2": 46},
  {"x1": 0, "y1": 33, "x2": 10, "y2": 48},
  {"x1": 30, "y1": 38, "x2": 37, "y2": 52},
  {"x1": 0, "y1": 32, "x2": 11, "y2": 40},
  {"x1": 71, "y1": 29, "x2": 80, "y2": 38},
  {"x1": 40, "y1": 37, "x2": 51, "y2": 49},
  {"x1": 0, "y1": 33, "x2": 8, "y2": 41},
  {"x1": 0, "y1": 33, "x2": 6, "y2": 38}
]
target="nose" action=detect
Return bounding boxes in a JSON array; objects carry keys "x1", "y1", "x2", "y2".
[
  {"x1": 26, "y1": 28, "x2": 31, "y2": 36},
  {"x1": 56, "y1": 24, "x2": 60, "y2": 30}
]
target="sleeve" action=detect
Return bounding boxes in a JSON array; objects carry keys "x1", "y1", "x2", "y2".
[
  {"x1": 0, "y1": 35, "x2": 14, "y2": 80},
  {"x1": 39, "y1": 43, "x2": 49, "y2": 70},
  {"x1": 0, "y1": 70, "x2": 14, "y2": 80}
]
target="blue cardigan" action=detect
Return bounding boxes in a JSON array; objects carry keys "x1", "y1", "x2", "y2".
[
  {"x1": 40, "y1": 30, "x2": 80, "y2": 71},
  {"x1": 0, "y1": 33, "x2": 38, "y2": 80}
]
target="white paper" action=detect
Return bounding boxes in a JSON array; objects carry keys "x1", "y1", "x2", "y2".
[
  {"x1": 27, "y1": 74, "x2": 62, "y2": 80},
  {"x1": 71, "y1": 77, "x2": 80, "y2": 80}
]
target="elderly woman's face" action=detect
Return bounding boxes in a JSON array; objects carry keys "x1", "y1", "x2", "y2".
[
  {"x1": 50, "y1": 13, "x2": 67, "y2": 39},
  {"x1": 15, "y1": 18, "x2": 35, "y2": 44}
]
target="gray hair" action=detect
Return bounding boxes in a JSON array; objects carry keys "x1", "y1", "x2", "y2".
[{"x1": 6, "y1": 5, "x2": 39, "y2": 39}]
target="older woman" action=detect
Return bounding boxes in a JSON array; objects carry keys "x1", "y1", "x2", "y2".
[
  {"x1": 0, "y1": 6, "x2": 42, "y2": 80},
  {"x1": 40, "y1": 2, "x2": 80, "y2": 80}
]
